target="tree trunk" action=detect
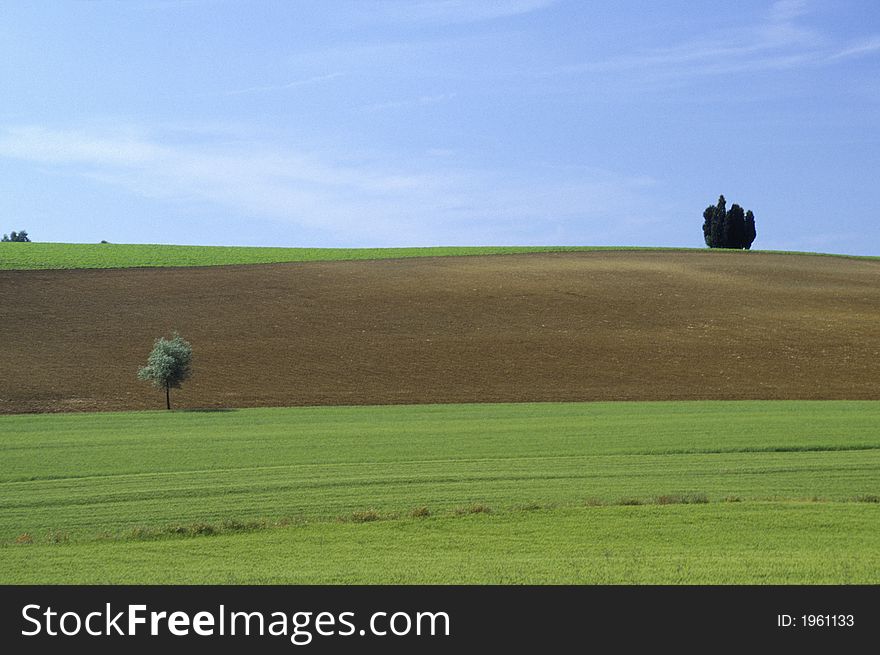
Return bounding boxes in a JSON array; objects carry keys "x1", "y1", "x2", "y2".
[{"x1": 166, "y1": 384, "x2": 171, "y2": 410}]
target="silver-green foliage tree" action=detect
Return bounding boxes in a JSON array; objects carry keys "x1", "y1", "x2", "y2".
[{"x1": 137, "y1": 332, "x2": 192, "y2": 410}]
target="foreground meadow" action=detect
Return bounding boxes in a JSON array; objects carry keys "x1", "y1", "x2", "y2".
[
  {"x1": 1, "y1": 401, "x2": 878, "y2": 583},
  {"x1": 5, "y1": 503, "x2": 878, "y2": 584}
]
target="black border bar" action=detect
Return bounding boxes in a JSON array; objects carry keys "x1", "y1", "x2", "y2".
[{"x1": 2, "y1": 585, "x2": 876, "y2": 652}]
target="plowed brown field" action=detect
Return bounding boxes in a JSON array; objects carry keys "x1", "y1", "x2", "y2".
[{"x1": 1, "y1": 251, "x2": 878, "y2": 413}]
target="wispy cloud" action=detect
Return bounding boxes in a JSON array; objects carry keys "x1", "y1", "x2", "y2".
[
  {"x1": 0, "y1": 125, "x2": 658, "y2": 246},
  {"x1": 370, "y1": 0, "x2": 558, "y2": 24},
  {"x1": 829, "y1": 35, "x2": 880, "y2": 60},
  {"x1": 225, "y1": 72, "x2": 344, "y2": 96},
  {"x1": 560, "y1": 0, "x2": 877, "y2": 81},
  {"x1": 361, "y1": 92, "x2": 457, "y2": 112},
  {"x1": 767, "y1": 0, "x2": 810, "y2": 23}
]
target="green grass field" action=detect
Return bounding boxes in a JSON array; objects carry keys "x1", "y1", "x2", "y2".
[
  {"x1": 1, "y1": 401, "x2": 878, "y2": 583},
  {"x1": 3, "y1": 242, "x2": 876, "y2": 270},
  {"x1": 0, "y1": 243, "x2": 655, "y2": 270}
]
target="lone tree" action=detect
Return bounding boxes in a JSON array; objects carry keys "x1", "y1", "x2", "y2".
[
  {"x1": 137, "y1": 332, "x2": 193, "y2": 410},
  {"x1": 702, "y1": 195, "x2": 756, "y2": 249},
  {"x1": 1, "y1": 230, "x2": 30, "y2": 242},
  {"x1": 744, "y1": 210, "x2": 756, "y2": 249}
]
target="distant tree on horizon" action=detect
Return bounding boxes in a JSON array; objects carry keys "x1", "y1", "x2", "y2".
[
  {"x1": 702, "y1": 196, "x2": 756, "y2": 249},
  {"x1": 1, "y1": 230, "x2": 30, "y2": 242},
  {"x1": 744, "y1": 210, "x2": 757, "y2": 250},
  {"x1": 726, "y1": 204, "x2": 746, "y2": 249},
  {"x1": 137, "y1": 332, "x2": 193, "y2": 410}
]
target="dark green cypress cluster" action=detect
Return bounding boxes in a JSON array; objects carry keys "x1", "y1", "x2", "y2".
[{"x1": 702, "y1": 195, "x2": 756, "y2": 249}]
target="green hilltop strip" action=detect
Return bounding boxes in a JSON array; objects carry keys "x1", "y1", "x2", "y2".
[
  {"x1": 1, "y1": 242, "x2": 877, "y2": 270},
  {"x1": 0, "y1": 242, "x2": 658, "y2": 270}
]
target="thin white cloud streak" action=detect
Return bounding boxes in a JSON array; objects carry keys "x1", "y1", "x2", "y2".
[
  {"x1": 225, "y1": 73, "x2": 344, "y2": 96},
  {"x1": 0, "y1": 127, "x2": 164, "y2": 165},
  {"x1": 829, "y1": 35, "x2": 880, "y2": 60},
  {"x1": 767, "y1": 0, "x2": 810, "y2": 23},
  {"x1": 559, "y1": 0, "x2": 877, "y2": 81},
  {"x1": 369, "y1": 0, "x2": 558, "y2": 24},
  {"x1": 283, "y1": 30, "x2": 534, "y2": 85},
  {"x1": 0, "y1": 126, "x2": 659, "y2": 245},
  {"x1": 361, "y1": 92, "x2": 457, "y2": 112}
]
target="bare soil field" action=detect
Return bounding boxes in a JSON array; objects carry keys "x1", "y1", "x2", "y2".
[{"x1": 1, "y1": 251, "x2": 878, "y2": 413}]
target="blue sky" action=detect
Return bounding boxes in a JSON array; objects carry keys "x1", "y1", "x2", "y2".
[{"x1": 0, "y1": 0, "x2": 877, "y2": 253}]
